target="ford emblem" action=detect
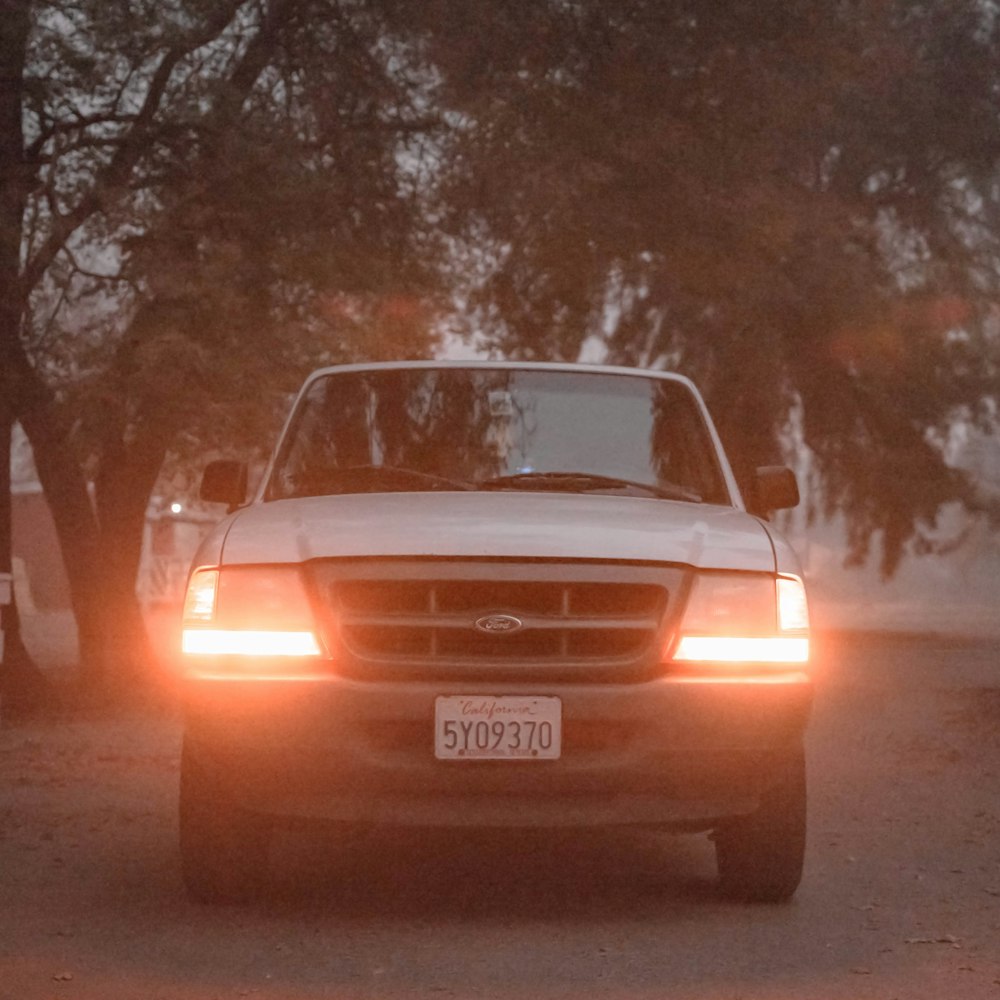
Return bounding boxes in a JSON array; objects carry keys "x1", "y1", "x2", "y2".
[{"x1": 474, "y1": 613, "x2": 524, "y2": 635}]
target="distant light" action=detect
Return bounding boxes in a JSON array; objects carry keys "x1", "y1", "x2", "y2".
[{"x1": 170, "y1": 502, "x2": 183, "y2": 514}]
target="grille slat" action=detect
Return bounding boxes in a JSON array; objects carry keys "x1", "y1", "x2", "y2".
[
  {"x1": 331, "y1": 574, "x2": 669, "y2": 672},
  {"x1": 341, "y1": 612, "x2": 659, "y2": 631}
]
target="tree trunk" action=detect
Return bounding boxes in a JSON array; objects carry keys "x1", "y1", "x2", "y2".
[
  {"x1": 15, "y1": 357, "x2": 109, "y2": 686},
  {"x1": 0, "y1": 0, "x2": 56, "y2": 713},
  {"x1": 92, "y1": 421, "x2": 174, "y2": 692},
  {"x1": 0, "y1": 592, "x2": 52, "y2": 719}
]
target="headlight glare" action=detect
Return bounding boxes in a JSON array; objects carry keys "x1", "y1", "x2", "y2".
[
  {"x1": 670, "y1": 571, "x2": 809, "y2": 667},
  {"x1": 181, "y1": 565, "x2": 324, "y2": 664},
  {"x1": 181, "y1": 628, "x2": 321, "y2": 657}
]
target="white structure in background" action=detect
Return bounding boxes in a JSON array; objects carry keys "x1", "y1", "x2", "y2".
[{"x1": 138, "y1": 502, "x2": 218, "y2": 608}]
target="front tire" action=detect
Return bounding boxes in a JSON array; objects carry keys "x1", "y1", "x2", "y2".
[
  {"x1": 714, "y1": 748, "x2": 807, "y2": 903},
  {"x1": 179, "y1": 741, "x2": 270, "y2": 903}
]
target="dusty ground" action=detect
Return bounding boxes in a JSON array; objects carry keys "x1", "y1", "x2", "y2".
[{"x1": 1, "y1": 624, "x2": 999, "y2": 999}]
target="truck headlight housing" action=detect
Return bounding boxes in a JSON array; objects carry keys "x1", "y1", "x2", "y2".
[
  {"x1": 181, "y1": 566, "x2": 324, "y2": 670},
  {"x1": 669, "y1": 572, "x2": 809, "y2": 667}
]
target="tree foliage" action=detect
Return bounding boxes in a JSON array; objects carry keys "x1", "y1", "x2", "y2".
[
  {"x1": 3, "y1": 0, "x2": 1000, "y2": 703},
  {"x1": 1, "y1": 0, "x2": 444, "y2": 696},
  {"x1": 417, "y1": 0, "x2": 1000, "y2": 574}
]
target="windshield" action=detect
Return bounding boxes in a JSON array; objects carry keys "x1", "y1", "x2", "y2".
[{"x1": 266, "y1": 368, "x2": 730, "y2": 505}]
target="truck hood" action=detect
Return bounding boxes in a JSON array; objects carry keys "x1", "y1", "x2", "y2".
[{"x1": 220, "y1": 491, "x2": 776, "y2": 572}]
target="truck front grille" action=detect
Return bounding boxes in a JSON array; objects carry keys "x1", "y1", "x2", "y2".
[{"x1": 313, "y1": 560, "x2": 681, "y2": 682}]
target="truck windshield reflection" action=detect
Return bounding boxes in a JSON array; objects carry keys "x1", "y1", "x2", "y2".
[{"x1": 267, "y1": 368, "x2": 727, "y2": 504}]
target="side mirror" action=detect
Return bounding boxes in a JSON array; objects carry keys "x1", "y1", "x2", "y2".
[
  {"x1": 749, "y1": 465, "x2": 800, "y2": 515},
  {"x1": 200, "y1": 460, "x2": 248, "y2": 508}
]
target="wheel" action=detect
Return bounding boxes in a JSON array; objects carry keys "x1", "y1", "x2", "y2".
[
  {"x1": 714, "y1": 747, "x2": 806, "y2": 902},
  {"x1": 179, "y1": 740, "x2": 270, "y2": 903}
]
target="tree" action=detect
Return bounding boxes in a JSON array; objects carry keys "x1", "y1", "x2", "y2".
[
  {"x1": 1, "y1": 0, "x2": 441, "y2": 700},
  {"x1": 419, "y1": 0, "x2": 999, "y2": 575},
  {"x1": 5, "y1": 0, "x2": 1000, "y2": 709}
]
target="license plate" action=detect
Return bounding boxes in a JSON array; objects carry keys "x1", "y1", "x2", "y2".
[{"x1": 434, "y1": 696, "x2": 562, "y2": 760}]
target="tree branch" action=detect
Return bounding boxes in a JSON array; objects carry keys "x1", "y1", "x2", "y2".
[
  {"x1": 19, "y1": 0, "x2": 249, "y2": 298},
  {"x1": 25, "y1": 114, "x2": 140, "y2": 164}
]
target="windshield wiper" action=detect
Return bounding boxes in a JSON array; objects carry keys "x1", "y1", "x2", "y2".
[
  {"x1": 478, "y1": 471, "x2": 701, "y2": 502},
  {"x1": 288, "y1": 464, "x2": 475, "y2": 497}
]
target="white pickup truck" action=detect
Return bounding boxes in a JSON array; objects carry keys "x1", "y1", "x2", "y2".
[{"x1": 179, "y1": 361, "x2": 812, "y2": 903}]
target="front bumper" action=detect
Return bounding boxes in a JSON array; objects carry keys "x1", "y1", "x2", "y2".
[{"x1": 182, "y1": 669, "x2": 812, "y2": 830}]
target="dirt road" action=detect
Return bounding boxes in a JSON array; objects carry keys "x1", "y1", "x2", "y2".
[{"x1": 1, "y1": 632, "x2": 998, "y2": 999}]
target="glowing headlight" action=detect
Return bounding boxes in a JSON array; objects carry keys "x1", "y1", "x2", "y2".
[
  {"x1": 181, "y1": 565, "x2": 324, "y2": 663},
  {"x1": 670, "y1": 572, "x2": 809, "y2": 667},
  {"x1": 181, "y1": 628, "x2": 320, "y2": 657}
]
